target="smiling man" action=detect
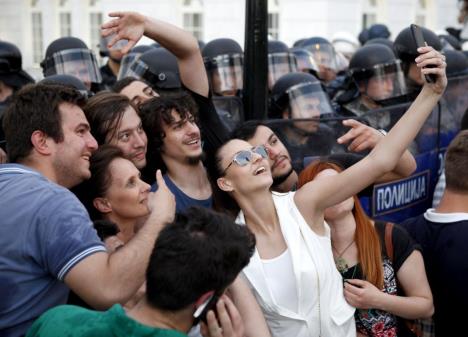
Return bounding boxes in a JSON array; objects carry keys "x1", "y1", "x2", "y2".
[
  {"x1": 140, "y1": 95, "x2": 213, "y2": 213},
  {"x1": 83, "y1": 91, "x2": 148, "y2": 170},
  {"x1": 0, "y1": 84, "x2": 175, "y2": 337}
]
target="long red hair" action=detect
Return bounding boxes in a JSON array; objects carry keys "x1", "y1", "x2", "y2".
[{"x1": 298, "y1": 160, "x2": 384, "y2": 289}]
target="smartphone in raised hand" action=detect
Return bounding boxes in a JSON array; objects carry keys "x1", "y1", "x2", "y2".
[{"x1": 410, "y1": 24, "x2": 437, "y2": 83}]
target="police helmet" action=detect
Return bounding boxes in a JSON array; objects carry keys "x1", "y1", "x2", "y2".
[
  {"x1": 202, "y1": 38, "x2": 244, "y2": 96},
  {"x1": 365, "y1": 38, "x2": 395, "y2": 53},
  {"x1": 268, "y1": 40, "x2": 297, "y2": 89},
  {"x1": 368, "y1": 24, "x2": 391, "y2": 40},
  {"x1": 439, "y1": 34, "x2": 462, "y2": 51},
  {"x1": 268, "y1": 40, "x2": 289, "y2": 53},
  {"x1": 41, "y1": 37, "x2": 102, "y2": 86},
  {"x1": 444, "y1": 49, "x2": 468, "y2": 78},
  {"x1": 393, "y1": 26, "x2": 442, "y2": 62},
  {"x1": 358, "y1": 28, "x2": 370, "y2": 46},
  {"x1": 269, "y1": 72, "x2": 334, "y2": 119},
  {"x1": 125, "y1": 48, "x2": 181, "y2": 90},
  {"x1": 300, "y1": 37, "x2": 338, "y2": 74},
  {"x1": 40, "y1": 74, "x2": 92, "y2": 99},
  {"x1": 117, "y1": 45, "x2": 155, "y2": 80},
  {"x1": 290, "y1": 48, "x2": 319, "y2": 76},
  {"x1": 202, "y1": 38, "x2": 243, "y2": 59},
  {"x1": 0, "y1": 41, "x2": 34, "y2": 90},
  {"x1": 349, "y1": 44, "x2": 408, "y2": 102}
]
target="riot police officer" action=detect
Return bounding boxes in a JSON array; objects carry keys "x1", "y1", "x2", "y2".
[
  {"x1": 289, "y1": 47, "x2": 319, "y2": 78},
  {"x1": 0, "y1": 41, "x2": 35, "y2": 160},
  {"x1": 267, "y1": 40, "x2": 297, "y2": 90},
  {"x1": 41, "y1": 37, "x2": 103, "y2": 92},
  {"x1": 299, "y1": 37, "x2": 338, "y2": 84},
  {"x1": 270, "y1": 71, "x2": 335, "y2": 119},
  {"x1": 269, "y1": 72, "x2": 339, "y2": 170},
  {"x1": 340, "y1": 44, "x2": 409, "y2": 129},
  {"x1": 393, "y1": 26, "x2": 442, "y2": 92},
  {"x1": 202, "y1": 38, "x2": 244, "y2": 97}
]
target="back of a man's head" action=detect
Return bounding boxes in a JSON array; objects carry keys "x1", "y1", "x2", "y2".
[
  {"x1": 145, "y1": 206, "x2": 255, "y2": 311},
  {"x1": 2, "y1": 83, "x2": 85, "y2": 163},
  {"x1": 445, "y1": 130, "x2": 468, "y2": 193}
]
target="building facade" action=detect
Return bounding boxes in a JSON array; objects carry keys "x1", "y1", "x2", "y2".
[{"x1": 0, "y1": 0, "x2": 460, "y2": 78}]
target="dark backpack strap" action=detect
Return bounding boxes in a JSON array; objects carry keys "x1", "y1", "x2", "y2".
[{"x1": 384, "y1": 222, "x2": 394, "y2": 261}]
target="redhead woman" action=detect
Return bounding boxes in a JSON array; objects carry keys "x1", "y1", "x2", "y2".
[
  {"x1": 208, "y1": 46, "x2": 446, "y2": 337},
  {"x1": 298, "y1": 161, "x2": 433, "y2": 337}
]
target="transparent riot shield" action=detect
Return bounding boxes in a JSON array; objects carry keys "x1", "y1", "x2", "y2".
[
  {"x1": 350, "y1": 102, "x2": 410, "y2": 134},
  {"x1": 441, "y1": 74, "x2": 468, "y2": 141},
  {"x1": 212, "y1": 96, "x2": 245, "y2": 133},
  {"x1": 264, "y1": 116, "x2": 355, "y2": 172}
]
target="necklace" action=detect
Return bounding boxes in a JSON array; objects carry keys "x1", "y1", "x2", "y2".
[{"x1": 332, "y1": 240, "x2": 355, "y2": 274}]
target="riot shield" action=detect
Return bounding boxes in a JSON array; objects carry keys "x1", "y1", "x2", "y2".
[
  {"x1": 212, "y1": 96, "x2": 245, "y2": 132},
  {"x1": 264, "y1": 116, "x2": 354, "y2": 172},
  {"x1": 441, "y1": 74, "x2": 468, "y2": 137}
]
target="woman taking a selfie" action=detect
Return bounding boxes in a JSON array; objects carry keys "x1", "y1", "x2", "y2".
[{"x1": 208, "y1": 46, "x2": 446, "y2": 337}]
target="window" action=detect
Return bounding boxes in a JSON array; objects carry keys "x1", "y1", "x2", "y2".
[
  {"x1": 89, "y1": 13, "x2": 102, "y2": 56},
  {"x1": 182, "y1": 0, "x2": 203, "y2": 40},
  {"x1": 183, "y1": 13, "x2": 203, "y2": 40},
  {"x1": 415, "y1": 0, "x2": 427, "y2": 27},
  {"x1": 268, "y1": 13, "x2": 279, "y2": 40},
  {"x1": 362, "y1": 0, "x2": 378, "y2": 29},
  {"x1": 32, "y1": 12, "x2": 43, "y2": 64},
  {"x1": 268, "y1": 0, "x2": 280, "y2": 39},
  {"x1": 60, "y1": 12, "x2": 72, "y2": 37}
]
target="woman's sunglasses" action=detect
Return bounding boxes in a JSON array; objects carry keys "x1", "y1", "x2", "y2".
[{"x1": 222, "y1": 145, "x2": 269, "y2": 175}]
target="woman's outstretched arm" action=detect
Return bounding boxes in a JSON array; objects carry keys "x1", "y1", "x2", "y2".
[{"x1": 295, "y1": 46, "x2": 447, "y2": 226}]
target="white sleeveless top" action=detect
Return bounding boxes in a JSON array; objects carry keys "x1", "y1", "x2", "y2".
[
  {"x1": 262, "y1": 249, "x2": 298, "y2": 313},
  {"x1": 236, "y1": 192, "x2": 356, "y2": 337}
]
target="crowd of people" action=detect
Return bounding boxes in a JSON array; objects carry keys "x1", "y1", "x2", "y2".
[{"x1": 0, "y1": 8, "x2": 467, "y2": 337}]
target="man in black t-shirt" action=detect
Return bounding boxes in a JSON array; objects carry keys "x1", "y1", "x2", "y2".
[
  {"x1": 400, "y1": 130, "x2": 468, "y2": 337},
  {"x1": 109, "y1": 12, "x2": 227, "y2": 166},
  {"x1": 106, "y1": 12, "x2": 227, "y2": 214}
]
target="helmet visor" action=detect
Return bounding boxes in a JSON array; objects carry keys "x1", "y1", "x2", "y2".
[
  {"x1": 268, "y1": 52, "x2": 298, "y2": 89},
  {"x1": 207, "y1": 54, "x2": 243, "y2": 95},
  {"x1": 356, "y1": 61, "x2": 408, "y2": 101},
  {"x1": 123, "y1": 57, "x2": 149, "y2": 80},
  {"x1": 117, "y1": 52, "x2": 141, "y2": 80},
  {"x1": 47, "y1": 49, "x2": 102, "y2": 84},
  {"x1": 290, "y1": 49, "x2": 319, "y2": 74},
  {"x1": 303, "y1": 43, "x2": 337, "y2": 70},
  {"x1": 288, "y1": 82, "x2": 334, "y2": 118}
]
